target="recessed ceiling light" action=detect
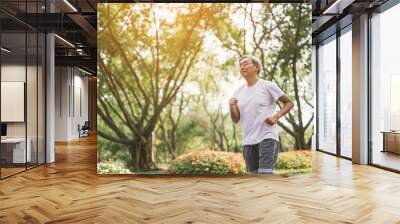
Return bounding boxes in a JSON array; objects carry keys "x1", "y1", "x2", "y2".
[
  {"x1": 1, "y1": 47, "x2": 11, "y2": 53},
  {"x1": 63, "y1": 0, "x2": 78, "y2": 12},
  {"x1": 78, "y1": 67, "x2": 93, "y2": 76},
  {"x1": 322, "y1": 0, "x2": 355, "y2": 15},
  {"x1": 54, "y1": 34, "x2": 75, "y2": 48}
]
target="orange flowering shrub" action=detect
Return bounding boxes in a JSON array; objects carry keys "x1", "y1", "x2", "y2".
[
  {"x1": 168, "y1": 150, "x2": 311, "y2": 174},
  {"x1": 276, "y1": 150, "x2": 312, "y2": 170},
  {"x1": 168, "y1": 151, "x2": 246, "y2": 175}
]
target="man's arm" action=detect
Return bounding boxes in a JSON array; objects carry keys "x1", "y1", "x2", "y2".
[
  {"x1": 229, "y1": 97, "x2": 240, "y2": 123},
  {"x1": 265, "y1": 95, "x2": 294, "y2": 126}
]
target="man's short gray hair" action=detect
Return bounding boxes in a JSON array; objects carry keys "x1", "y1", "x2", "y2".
[{"x1": 239, "y1": 55, "x2": 261, "y2": 74}]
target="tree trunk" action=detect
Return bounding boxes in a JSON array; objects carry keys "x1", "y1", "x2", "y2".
[
  {"x1": 306, "y1": 135, "x2": 312, "y2": 148},
  {"x1": 278, "y1": 136, "x2": 284, "y2": 152},
  {"x1": 294, "y1": 128, "x2": 306, "y2": 150},
  {"x1": 129, "y1": 145, "x2": 137, "y2": 171},
  {"x1": 171, "y1": 129, "x2": 177, "y2": 159},
  {"x1": 128, "y1": 138, "x2": 157, "y2": 171},
  {"x1": 151, "y1": 130, "x2": 157, "y2": 163}
]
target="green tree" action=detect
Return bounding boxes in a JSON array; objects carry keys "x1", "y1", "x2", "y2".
[
  {"x1": 98, "y1": 4, "x2": 216, "y2": 170},
  {"x1": 158, "y1": 93, "x2": 190, "y2": 159},
  {"x1": 265, "y1": 4, "x2": 313, "y2": 149},
  {"x1": 214, "y1": 3, "x2": 313, "y2": 150}
]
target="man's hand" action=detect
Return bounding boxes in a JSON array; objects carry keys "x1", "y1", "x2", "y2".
[
  {"x1": 264, "y1": 95, "x2": 294, "y2": 126},
  {"x1": 229, "y1": 97, "x2": 238, "y2": 107},
  {"x1": 229, "y1": 97, "x2": 240, "y2": 123},
  {"x1": 265, "y1": 115, "x2": 279, "y2": 126}
]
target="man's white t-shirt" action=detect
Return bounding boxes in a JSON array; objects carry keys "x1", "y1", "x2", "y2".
[{"x1": 233, "y1": 78, "x2": 284, "y2": 145}]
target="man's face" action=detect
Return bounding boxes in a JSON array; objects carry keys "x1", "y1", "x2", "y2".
[{"x1": 239, "y1": 58, "x2": 258, "y2": 78}]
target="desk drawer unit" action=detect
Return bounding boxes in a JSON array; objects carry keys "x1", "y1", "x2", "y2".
[
  {"x1": 383, "y1": 132, "x2": 400, "y2": 154},
  {"x1": 1, "y1": 139, "x2": 32, "y2": 164}
]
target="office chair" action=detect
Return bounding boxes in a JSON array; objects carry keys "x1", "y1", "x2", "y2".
[{"x1": 79, "y1": 121, "x2": 90, "y2": 138}]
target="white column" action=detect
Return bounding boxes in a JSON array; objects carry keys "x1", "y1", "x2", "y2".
[
  {"x1": 352, "y1": 14, "x2": 369, "y2": 164},
  {"x1": 46, "y1": 32, "x2": 55, "y2": 163},
  {"x1": 45, "y1": 0, "x2": 56, "y2": 163}
]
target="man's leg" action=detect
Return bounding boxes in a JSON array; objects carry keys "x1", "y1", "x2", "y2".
[
  {"x1": 258, "y1": 139, "x2": 279, "y2": 174},
  {"x1": 243, "y1": 144, "x2": 259, "y2": 174}
]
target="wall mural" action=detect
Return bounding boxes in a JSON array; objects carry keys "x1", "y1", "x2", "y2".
[{"x1": 97, "y1": 3, "x2": 313, "y2": 175}]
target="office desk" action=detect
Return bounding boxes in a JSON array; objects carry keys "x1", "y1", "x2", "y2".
[{"x1": 1, "y1": 138, "x2": 31, "y2": 163}]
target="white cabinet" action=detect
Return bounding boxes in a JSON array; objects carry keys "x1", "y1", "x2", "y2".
[{"x1": 1, "y1": 82, "x2": 25, "y2": 122}]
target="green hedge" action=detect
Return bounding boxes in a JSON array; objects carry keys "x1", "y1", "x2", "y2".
[{"x1": 168, "y1": 151, "x2": 246, "y2": 175}]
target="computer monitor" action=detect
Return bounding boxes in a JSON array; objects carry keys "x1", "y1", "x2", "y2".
[{"x1": 1, "y1": 123, "x2": 7, "y2": 137}]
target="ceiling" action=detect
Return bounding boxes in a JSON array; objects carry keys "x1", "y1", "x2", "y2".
[
  {"x1": 0, "y1": 0, "x2": 98, "y2": 75},
  {"x1": 2, "y1": 0, "x2": 395, "y2": 73},
  {"x1": 311, "y1": 0, "x2": 390, "y2": 44}
]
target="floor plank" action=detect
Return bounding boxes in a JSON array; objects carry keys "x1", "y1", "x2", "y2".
[{"x1": 1, "y1": 135, "x2": 400, "y2": 223}]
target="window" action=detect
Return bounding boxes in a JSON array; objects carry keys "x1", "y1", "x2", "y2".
[
  {"x1": 318, "y1": 35, "x2": 337, "y2": 154},
  {"x1": 371, "y1": 3, "x2": 400, "y2": 171},
  {"x1": 340, "y1": 27, "x2": 352, "y2": 158}
]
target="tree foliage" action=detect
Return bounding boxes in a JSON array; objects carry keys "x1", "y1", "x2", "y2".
[{"x1": 97, "y1": 3, "x2": 312, "y2": 171}]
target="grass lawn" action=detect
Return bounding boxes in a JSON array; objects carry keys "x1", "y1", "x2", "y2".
[
  {"x1": 99, "y1": 157, "x2": 313, "y2": 175},
  {"x1": 118, "y1": 169, "x2": 312, "y2": 175},
  {"x1": 274, "y1": 168, "x2": 312, "y2": 175},
  {"x1": 117, "y1": 168, "x2": 313, "y2": 175}
]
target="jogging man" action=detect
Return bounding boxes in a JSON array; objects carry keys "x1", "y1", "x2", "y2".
[{"x1": 229, "y1": 55, "x2": 294, "y2": 174}]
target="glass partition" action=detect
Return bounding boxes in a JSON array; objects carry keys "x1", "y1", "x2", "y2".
[
  {"x1": 1, "y1": 30, "x2": 28, "y2": 177},
  {"x1": 27, "y1": 31, "x2": 38, "y2": 169},
  {"x1": 0, "y1": 1, "x2": 46, "y2": 179},
  {"x1": 38, "y1": 32, "x2": 45, "y2": 165}
]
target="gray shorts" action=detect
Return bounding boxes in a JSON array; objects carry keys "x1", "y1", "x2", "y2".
[{"x1": 243, "y1": 139, "x2": 279, "y2": 174}]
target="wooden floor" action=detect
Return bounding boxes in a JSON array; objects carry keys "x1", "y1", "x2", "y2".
[
  {"x1": 1, "y1": 167, "x2": 26, "y2": 177},
  {"x1": 1, "y1": 136, "x2": 400, "y2": 223},
  {"x1": 1, "y1": 163, "x2": 45, "y2": 178}
]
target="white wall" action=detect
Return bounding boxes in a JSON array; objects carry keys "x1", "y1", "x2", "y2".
[
  {"x1": 55, "y1": 67, "x2": 89, "y2": 141},
  {"x1": 55, "y1": 67, "x2": 69, "y2": 141}
]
